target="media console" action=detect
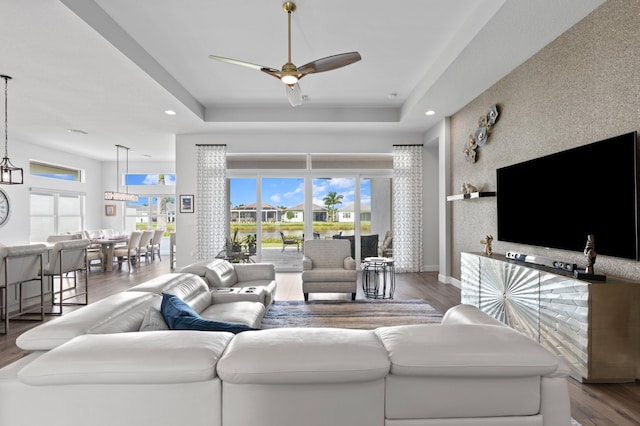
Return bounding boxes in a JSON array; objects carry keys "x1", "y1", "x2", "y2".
[{"x1": 461, "y1": 252, "x2": 640, "y2": 383}]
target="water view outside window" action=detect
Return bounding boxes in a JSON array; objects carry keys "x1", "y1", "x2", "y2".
[{"x1": 229, "y1": 177, "x2": 378, "y2": 270}]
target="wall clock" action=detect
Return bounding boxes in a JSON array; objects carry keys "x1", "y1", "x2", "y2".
[{"x1": 0, "y1": 189, "x2": 9, "y2": 226}]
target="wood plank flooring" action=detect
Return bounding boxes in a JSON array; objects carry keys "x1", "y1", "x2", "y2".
[{"x1": 0, "y1": 261, "x2": 637, "y2": 425}]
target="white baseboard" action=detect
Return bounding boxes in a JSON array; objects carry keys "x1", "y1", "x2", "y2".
[{"x1": 437, "y1": 273, "x2": 460, "y2": 289}]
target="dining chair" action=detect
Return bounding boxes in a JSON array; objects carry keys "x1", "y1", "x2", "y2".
[
  {"x1": 41, "y1": 239, "x2": 90, "y2": 315},
  {"x1": 114, "y1": 231, "x2": 142, "y2": 272},
  {"x1": 150, "y1": 229, "x2": 164, "y2": 261},
  {"x1": 0, "y1": 244, "x2": 47, "y2": 334},
  {"x1": 138, "y1": 230, "x2": 155, "y2": 263},
  {"x1": 82, "y1": 230, "x2": 104, "y2": 270}
]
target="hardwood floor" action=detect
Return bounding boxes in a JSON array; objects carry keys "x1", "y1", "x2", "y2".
[{"x1": 1, "y1": 262, "x2": 638, "y2": 425}]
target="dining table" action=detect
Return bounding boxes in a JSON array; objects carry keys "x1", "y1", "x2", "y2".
[{"x1": 90, "y1": 236, "x2": 129, "y2": 272}]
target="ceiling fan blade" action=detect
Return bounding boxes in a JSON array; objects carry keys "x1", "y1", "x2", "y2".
[
  {"x1": 209, "y1": 55, "x2": 280, "y2": 75},
  {"x1": 286, "y1": 83, "x2": 303, "y2": 107},
  {"x1": 298, "y1": 52, "x2": 361, "y2": 75}
]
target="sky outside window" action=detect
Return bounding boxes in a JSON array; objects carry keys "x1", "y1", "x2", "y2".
[{"x1": 230, "y1": 178, "x2": 370, "y2": 208}]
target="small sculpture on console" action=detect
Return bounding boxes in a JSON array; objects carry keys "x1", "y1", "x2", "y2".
[
  {"x1": 480, "y1": 234, "x2": 494, "y2": 256},
  {"x1": 584, "y1": 234, "x2": 597, "y2": 274},
  {"x1": 461, "y1": 183, "x2": 478, "y2": 195}
]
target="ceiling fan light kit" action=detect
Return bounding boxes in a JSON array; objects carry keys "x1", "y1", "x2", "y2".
[{"x1": 209, "y1": 2, "x2": 361, "y2": 106}]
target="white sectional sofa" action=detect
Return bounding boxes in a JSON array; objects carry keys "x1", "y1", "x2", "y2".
[{"x1": 0, "y1": 272, "x2": 573, "y2": 426}]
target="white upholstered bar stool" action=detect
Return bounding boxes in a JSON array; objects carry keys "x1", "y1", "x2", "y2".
[
  {"x1": 0, "y1": 244, "x2": 47, "y2": 334},
  {"x1": 42, "y1": 239, "x2": 90, "y2": 315}
]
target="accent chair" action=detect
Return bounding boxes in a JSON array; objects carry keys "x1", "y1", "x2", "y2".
[{"x1": 301, "y1": 239, "x2": 357, "y2": 301}]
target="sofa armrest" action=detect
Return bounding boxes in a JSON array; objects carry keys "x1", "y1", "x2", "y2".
[
  {"x1": 344, "y1": 257, "x2": 356, "y2": 270},
  {"x1": 302, "y1": 256, "x2": 312, "y2": 271},
  {"x1": 233, "y1": 263, "x2": 275, "y2": 282},
  {"x1": 441, "y1": 304, "x2": 507, "y2": 327}
]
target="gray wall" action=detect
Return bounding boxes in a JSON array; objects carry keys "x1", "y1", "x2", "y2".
[{"x1": 448, "y1": 0, "x2": 640, "y2": 281}]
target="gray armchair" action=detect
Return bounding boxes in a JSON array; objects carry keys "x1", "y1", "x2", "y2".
[{"x1": 301, "y1": 239, "x2": 357, "y2": 301}]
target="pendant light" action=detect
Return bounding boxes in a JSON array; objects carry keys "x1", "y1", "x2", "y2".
[
  {"x1": 104, "y1": 144, "x2": 138, "y2": 202},
  {"x1": 0, "y1": 75, "x2": 23, "y2": 185}
]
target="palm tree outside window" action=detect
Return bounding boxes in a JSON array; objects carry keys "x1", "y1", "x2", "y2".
[{"x1": 323, "y1": 191, "x2": 344, "y2": 222}]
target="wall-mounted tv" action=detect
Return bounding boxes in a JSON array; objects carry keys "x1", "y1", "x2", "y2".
[{"x1": 497, "y1": 131, "x2": 639, "y2": 260}]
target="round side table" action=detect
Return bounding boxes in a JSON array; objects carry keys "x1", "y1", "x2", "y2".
[{"x1": 362, "y1": 257, "x2": 395, "y2": 299}]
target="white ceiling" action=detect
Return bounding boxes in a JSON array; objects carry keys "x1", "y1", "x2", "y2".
[{"x1": 0, "y1": 0, "x2": 604, "y2": 162}]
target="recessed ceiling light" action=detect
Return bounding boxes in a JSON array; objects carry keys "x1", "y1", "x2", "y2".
[
  {"x1": 425, "y1": 110, "x2": 435, "y2": 116},
  {"x1": 164, "y1": 110, "x2": 176, "y2": 115},
  {"x1": 67, "y1": 128, "x2": 88, "y2": 134}
]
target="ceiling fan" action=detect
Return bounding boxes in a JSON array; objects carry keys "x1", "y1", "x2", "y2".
[{"x1": 209, "y1": 1, "x2": 361, "y2": 106}]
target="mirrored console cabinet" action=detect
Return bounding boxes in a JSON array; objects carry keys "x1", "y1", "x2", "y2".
[{"x1": 461, "y1": 252, "x2": 640, "y2": 383}]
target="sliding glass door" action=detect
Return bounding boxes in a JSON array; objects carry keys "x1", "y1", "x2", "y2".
[
  {"x1": 261, "y1": 177, "x2": 304, "y2": 270},
  {"x1": 226, "y1": 153, "x2": 393, "y2": 272}
]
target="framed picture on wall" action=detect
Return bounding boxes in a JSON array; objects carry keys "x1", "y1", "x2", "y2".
[
  {"x1": 180, "y1": 195, "x2": 194, "y2": 213},
  {"x1": 105, "y1": 204, "x2": 116, "y2": 216}
]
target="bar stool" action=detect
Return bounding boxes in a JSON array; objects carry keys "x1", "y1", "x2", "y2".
[
  {"x1": 42, "y1": 239, "x2": 90, "y2": 315},
  {"x1": 0, "y1": 244, "x2": 47, "y2": 334}
]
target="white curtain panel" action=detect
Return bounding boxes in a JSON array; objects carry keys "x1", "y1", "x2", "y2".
[
  {"x1": 196, "y1": 144, "x2": 228, "y2": 260},
  {"x1": 392, "y1": 145, "x2": 424, "y2": 272}
]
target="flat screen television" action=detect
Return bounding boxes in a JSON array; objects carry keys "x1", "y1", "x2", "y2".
[{"x1": 496, "y1": 131, "x2": 639, "y2": 260}]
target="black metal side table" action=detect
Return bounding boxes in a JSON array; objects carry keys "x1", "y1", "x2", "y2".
[{"x1": 362, "y1": 257, "x2": 395, "y2": 299}]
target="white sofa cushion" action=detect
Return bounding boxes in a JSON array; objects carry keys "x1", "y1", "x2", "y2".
[
  {"x1": 200, "y1": 301, "x2": 265, "y2": 329},
  {"x1": 18, "y1": 331, "x2": 233, "y2": 386},
  {"x1": 375, "y1": 324, "x2": 558, "y2": 377},
  {"x1": 217, "y1": 327, "x2": 390, "y2": 384},
  {"x1": 16, "y1": 291, "x2": 158, "y2": 350},
  {"x1": 129, "y1": 273, "x2": 213, "y2": 314}
]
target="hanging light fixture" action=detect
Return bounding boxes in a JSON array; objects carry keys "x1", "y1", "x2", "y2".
[
  {"x1": 0, "y1": 75, "x2": 23, "y2": 185},
  {"x1": 104, "y1": 144, "x2": 138, "y2": 202}
]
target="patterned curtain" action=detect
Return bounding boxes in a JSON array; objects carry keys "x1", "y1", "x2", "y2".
[
  {"x1": 196, "y1": 144, "x2": 227, "y2": 260},
  {"x1": 392, "y1": 145, "x2": 424, "y2": 272}
]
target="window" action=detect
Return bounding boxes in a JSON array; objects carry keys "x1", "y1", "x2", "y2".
[
  {"x1": 30, "y1": 190, "x2": 85, "y2": 241},
  {"x1": 124, "y1": 174, "x2": 176, "y2": 186},
  {"x1": 125, "y1": 195, "x2": 176, "y2": 234},
  {"x1": 30, "y1": 161, "x2": 83, "y2": 182}
]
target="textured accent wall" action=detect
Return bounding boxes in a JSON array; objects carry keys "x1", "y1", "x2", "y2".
[{"x1": 449, "y1": 0, "x2": 640, "y2": 281}]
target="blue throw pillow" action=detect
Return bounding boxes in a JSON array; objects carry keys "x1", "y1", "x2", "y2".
[{"x1": 160, "y1": 293, "x2": 256, "y2": 334}]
